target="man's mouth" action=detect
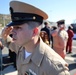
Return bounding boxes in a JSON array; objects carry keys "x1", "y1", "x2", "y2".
[{"x1": 12, "y1": 38, "x2": 16, "y2": 41}]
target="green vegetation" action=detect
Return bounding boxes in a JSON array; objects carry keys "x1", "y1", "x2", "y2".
[{"x1": 0, "y1": 14, "x2": 11, "y2": 27}]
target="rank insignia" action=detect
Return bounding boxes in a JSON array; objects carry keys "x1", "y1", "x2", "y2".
[{"x1": 25, "y1": 71, "x2": 33, "y2": 75}]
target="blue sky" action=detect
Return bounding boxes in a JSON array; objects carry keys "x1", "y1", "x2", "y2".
[{"x1": 0, "y1": 0, "x2": 76, "y2": 24}]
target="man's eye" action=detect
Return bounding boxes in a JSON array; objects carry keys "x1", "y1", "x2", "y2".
[{"x1": 14, "y1": 27, "x2": 21, "y2": 29}]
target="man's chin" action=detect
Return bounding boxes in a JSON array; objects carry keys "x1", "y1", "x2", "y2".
[
  {"x1": 13, "y1": 41, "x2": 25, "y2": 46},
  {"x1": 13, "y1": 41, "x2": 20, "y2": 45}
]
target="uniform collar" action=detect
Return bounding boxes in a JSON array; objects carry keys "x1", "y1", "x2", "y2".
[
  {"x1": 21, "y1": 47, "x2": 32, "y2": 64},
  {"x1": 31, "y1": 37, "x2": 45, "y2": 67},
  {"x1": 22, "y1": 37, "x2": 45, "y2": 66},
  {"x1": 22, "y1": 55, "x2": 32, "y2": 64}
]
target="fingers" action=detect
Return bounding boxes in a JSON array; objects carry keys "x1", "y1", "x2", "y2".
[
  {"x1": 4, "y1": 26, "x2": 13, "y2": 35},
  {"x1": 1, "y1": 26, "x2": 13, "y2": 40}
]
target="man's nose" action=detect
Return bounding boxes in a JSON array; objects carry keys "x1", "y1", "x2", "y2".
[{"x1": 11, "y1": 29, "x2": 17, "y2": 35}]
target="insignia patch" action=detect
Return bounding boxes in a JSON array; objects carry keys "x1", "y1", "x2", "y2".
[
  {"x1": 25, "y1": 71, "x2": 33, "y2": 75},
  {"x1": 29, "y1": 69, "x2": 36, "y2": 75},
  {"x1": 25, "y1": 69, "x2": 37, "y2": 75},
  {"x1": 56, "y1": 64, "x2": 63, "y2": 70}
]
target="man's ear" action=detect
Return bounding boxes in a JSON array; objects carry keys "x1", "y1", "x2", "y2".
[{"x1": 33, "y1": 27, "x2": 38, "y2": 34}]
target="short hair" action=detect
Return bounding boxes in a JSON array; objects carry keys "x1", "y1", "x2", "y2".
[
  {"x1": 26, "y1": 21, "x2": 41, "y2": 35},
  {"x1": 27, "y1": 21, "x2": 41, "y2": 29},
  {"x1": 44, "y1": 22, "x2": 48, "y2": 25},
  {"x1": 68, "y1": 26, "x2": 73, "y2": 29}
]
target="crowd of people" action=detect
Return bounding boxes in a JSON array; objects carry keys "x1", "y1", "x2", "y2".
[
  {"x1": 0, "y1": 0, "x2": 75, "y2": 75},
  {"x1": 40, "y1": 20, "x2": 74, "y2": 59}
]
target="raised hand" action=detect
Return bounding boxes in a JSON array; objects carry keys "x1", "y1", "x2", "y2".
[{"x1": 1, "y1": 26, "x2": 13, "y2": 40}]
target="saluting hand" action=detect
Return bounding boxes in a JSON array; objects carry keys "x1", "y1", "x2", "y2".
[{"x1": 1, "y1": 26, "x2": 13, "y2": 40}]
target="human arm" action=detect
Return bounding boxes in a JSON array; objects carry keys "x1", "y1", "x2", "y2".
[
  {"x1": 1, "y1": 26, "x2": 13, "y2": 47},
  {"x1": 1, "y1": 26, "x2": 17, "y2": 52},
  {"x1": 52, "y1": 30, "x2": 64, "y2": 48},
  {"x1": 1, "y1": 26, "x2": 13, "y2": 41},
  {"x1": 42, "y1": 56, "x2": 70, "y2": 75}
]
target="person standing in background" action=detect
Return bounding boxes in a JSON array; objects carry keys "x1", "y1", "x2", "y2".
[
  {"x1": 56, "y1": 19, "x2": 68, "y2": 59},
  {"x1": 41, "y1": 22, "x2": 51, "y2": 45},
  {"x1": 50, "y1": 26, "x2": 57, "y2": 48},
  {"x1": 66, "y1": 25, "x2": 74, "y2": 53},
  {"x1": 40, "y1": 31, "x2": 50, "y2": 45},
  {"x1": 51, "y1": 25, "x2": 65, "y2": 59}
]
